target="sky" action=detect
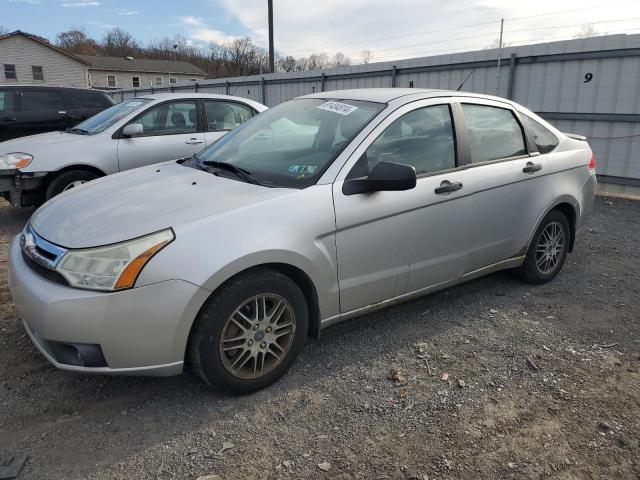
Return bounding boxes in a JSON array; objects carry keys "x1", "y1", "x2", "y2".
[{"x1": 3, "y1": 0, "x2": 640, "y2": 63}]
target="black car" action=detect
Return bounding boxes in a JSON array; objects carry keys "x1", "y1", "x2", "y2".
[{"x1": 0, "y1": 86, "x2": 114, "y2": 142}]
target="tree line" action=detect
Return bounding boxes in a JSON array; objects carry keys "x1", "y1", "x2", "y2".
[{"x1": 2, "y1": 26, "x2": 372, "y2": 78}]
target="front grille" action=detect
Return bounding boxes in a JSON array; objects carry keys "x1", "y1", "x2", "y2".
[{"x1": 21, "y1": 250, "x2": 68, "y2": 286}]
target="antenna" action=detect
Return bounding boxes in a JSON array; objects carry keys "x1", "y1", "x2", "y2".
[{"x1": 457, "y1": 70, "x2": 474, "y2": 91}]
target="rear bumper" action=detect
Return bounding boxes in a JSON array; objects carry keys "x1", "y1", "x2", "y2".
[
  {"x1": 578, "y1": 173, "x2": 597, "y2": 229},
  {"x1": 8, "y1": 236, "x2": 211, "y2": 376},
  {"x1": 0, "y1": 170, "x2": 46, "y2": 206}
]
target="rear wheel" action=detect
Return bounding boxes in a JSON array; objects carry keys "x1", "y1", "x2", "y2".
[
  {"x1": 46, "y1": 170, "x2": 99, "y2": 200},
  {"x1": 516, "y1": 210, "x2": 570, "y2": 284},
  {"x1": 189, "y1": 268, "x2": 308, "y2": 394}
]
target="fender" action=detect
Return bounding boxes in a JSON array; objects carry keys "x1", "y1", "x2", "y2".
[{"x1": 525, "y1": 194, "x2": 580, "y2": 253}]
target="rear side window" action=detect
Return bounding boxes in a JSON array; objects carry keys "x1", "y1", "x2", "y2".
[
  {"x1": 22, "y1": 90, "x2": 65, "y2": 111},
  {"x1": 204, "y1": 101, "x2": 253, "y2": 131},
  {"x1": 0, "y1": 90, "x2": 16, "y2": 113},
  {"x1": 72, "y1": 91, "x2": 113, "y2": 109},
  {"x1": 461, "y1": 104, "x2": 527, "y2": 163},
  {"x1": 520, "y1": 114, "x2": 559, "y2": 154}
]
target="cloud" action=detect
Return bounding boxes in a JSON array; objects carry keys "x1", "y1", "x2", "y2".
[
  {"x1": 190, "y1": 28, "x2": 238, "y2": 44},
  {"x1": 61, "y1": 0, "x2": 100, "y2": 6},
  {"x1": 8, "y1": 0, "x2": 42, "y2": 4},
  {"x1": 113, "y1": 9, "x2": 138, "y2": 16},
  {"x1": 178, "y1": 16, "x2": 204, "y2": 26}
]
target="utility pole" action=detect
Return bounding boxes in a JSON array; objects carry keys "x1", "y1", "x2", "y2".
[
  {"x1": 496, "y1": 18, "x2": 504, "y2": 95},
  {"x1": 268, "y1": 0, "x2": 275, "y2": 73}
]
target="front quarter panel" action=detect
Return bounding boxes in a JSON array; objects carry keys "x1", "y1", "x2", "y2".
[{"x1": 136, "y1": 183, "x2": 340, "y2": 321}]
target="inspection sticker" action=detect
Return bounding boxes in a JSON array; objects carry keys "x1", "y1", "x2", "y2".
[{"x1": 317, "y1": 101, "x2": 358, "y2": 115}]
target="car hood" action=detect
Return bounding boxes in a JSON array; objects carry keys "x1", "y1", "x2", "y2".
[
  {"x1": 30, "y1": 161, "x2": 295, "y2": 249},
  {"x1": 0, "y1": 131, "x2": 89, "y2": 153}
]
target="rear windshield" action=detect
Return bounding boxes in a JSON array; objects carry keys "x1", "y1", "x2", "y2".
[
  {"x1": 72, "y1": 98, "x2": 152, "y2": 134},
  {"x1": 194, "y1": 98, "x2": 384, "y2": 189}
]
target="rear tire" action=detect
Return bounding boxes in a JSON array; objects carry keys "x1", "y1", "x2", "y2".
[
  {"x1": 515, "y1": 210, "x2": 570, "y2": 284},
  {"x1": 45, "y1": 170, "x2": 99, "y2": 200},
  {"x1": 188, "y1": 268, "x2": 308, "y2": 394}
]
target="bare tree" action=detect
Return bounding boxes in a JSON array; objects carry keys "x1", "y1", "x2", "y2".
[
  {"x1": 101, "y1": 28, "x2": 139, "y2": 57},
  {"x1": 574, "y1": 24, "x2": 599, "y2": 39},
  {"x1": 304, "y1": 52, "x2": 329, "y2": 70},
  {"x1": 360, "y1": 49, "x2": 372, "y2": 64},
  {"x1": 56, "y1": 27, "x2": 99, "y2": 55},
  {"x1": 0, "y1": 26, "x2": 9, "y2": 36},
  {"x1": 278, "y1": 55, "x2": 297, "y2": 72},
  {"x1": 332, "y1": 52, "x2": 352, "y2": 68}
]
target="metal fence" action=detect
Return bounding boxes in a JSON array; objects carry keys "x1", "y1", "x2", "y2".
[{"x1": 111, "y1": 33, "x2": 640, "y2": 190}]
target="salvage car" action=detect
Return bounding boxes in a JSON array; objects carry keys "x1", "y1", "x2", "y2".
[
  {"x1": 0, "y1": 85, "x2": 114, "y2": 142},
  {"x1": 8, "y1": 89, "x2": 596, "y2": 393},
  {"x1": 0, "y1": 93, "x2": 266, "y2": 206}
]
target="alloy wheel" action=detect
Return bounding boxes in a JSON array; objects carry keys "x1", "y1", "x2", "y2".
[
  {"x1": 219, "y1": 294, "x2": 296, "y2": 380},
  {"x1": 535, "y1": 221, "x2": 565, "y2": 274},
  {"x1": 62, "y1": 180, "x2": 87, "y2": 192}
]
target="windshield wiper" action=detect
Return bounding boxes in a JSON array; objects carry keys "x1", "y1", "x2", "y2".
[
  {"x1": 202, "y1": 160, "x2": 260, "y2": 185},
  {"x1": 66, "y1": 127, "x2": 90, "y2": 135}
]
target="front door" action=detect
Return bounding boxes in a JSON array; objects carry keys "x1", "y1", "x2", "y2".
[
  {"x1": 117, "y1": 99, "x2": 205, "y2": 171},
  {"x1": 202, "y1": 99, "x2": 254, "y2": 147},
  {"x1": 333, "y1": 101, "x2": 472, "y2": 313}
]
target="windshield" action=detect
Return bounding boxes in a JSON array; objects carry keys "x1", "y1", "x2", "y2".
[
  {"x1": 193, "y1": 98, "x2": 385, "y2": 188},
  {"x1": 70, "y1": 98, "x2": 152, "y2": 135}
]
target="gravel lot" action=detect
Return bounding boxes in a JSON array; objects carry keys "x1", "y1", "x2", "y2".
[{"x1": 0, "y1": 196, "x2": 639, "y2": 480}]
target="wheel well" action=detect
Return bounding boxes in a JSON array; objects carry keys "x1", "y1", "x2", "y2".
[
  {"x1": 551, "y1": 203, "x2": 577, "y2": 251},
  {"x1": 46, "y1": 165, "x2": 106, "y2": 184}
]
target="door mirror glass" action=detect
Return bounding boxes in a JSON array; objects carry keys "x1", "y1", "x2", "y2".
[
  {"x1": 122, "y1": 123, "x2": 144, "y2": 137},
  {"x1": 343, "y1": 160, "x2": 417, "y2": 195}
]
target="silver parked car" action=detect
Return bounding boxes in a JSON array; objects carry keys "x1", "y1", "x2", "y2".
[
  {"x1": 8, "y1": 89, "x2": 596, "y2": 393},
  {"x1": 0, "y1": 93, "x2": 267, "y2": 206}
]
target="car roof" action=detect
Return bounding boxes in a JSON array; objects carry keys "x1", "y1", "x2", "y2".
[
  {"x1": 0, "y1": 85, "x2": 109, "y2": 94},
  {"x1": 136, "y1": 92, "x2": 267, "y2": 109},
  {"x1": 300, "y1": 88, "x2": 516, "y2": 106}
]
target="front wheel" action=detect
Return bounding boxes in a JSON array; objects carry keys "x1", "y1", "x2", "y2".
[
  {"x1": 45, "y1": 170, "x2": 99, "y2": 200},
  {"x1": 515, "y1": 210, "x2": 570, "y2": 284},
  {"x1": 188, "y1": 268, "x2": 308, "y2": 394}
]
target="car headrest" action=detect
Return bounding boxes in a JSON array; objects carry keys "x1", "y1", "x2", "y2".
[
  {"x1": 188, "y1": 109, "x2": 197, "y2": 123},
  {"x1": 171, "y1": 112, "x2": 186, "y2": 128}
]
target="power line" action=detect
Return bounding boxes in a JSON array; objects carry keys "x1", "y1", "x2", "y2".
[{"x1": 282, "y1": 0, "x2": 636, "y2": 56}]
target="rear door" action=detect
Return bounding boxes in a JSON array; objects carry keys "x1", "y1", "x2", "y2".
[
  {"x1": 18, "y1": 88, "x2": 69, "y2": 135},
  {"x1": 0, "y1": 88, "x2": 20, "y2": 141},
  {"x1": 117, "y1": 99, "x2": 205, "y2": 171},
  {"x1": 202, "y1": 99, "x2": 254, "y2": 146},
  {"x1": 333, "y1": 99, "x2": 473, "y2": 313},
  {"x1": 457, "y1": 99, "x2": 554, "y2": 272}
]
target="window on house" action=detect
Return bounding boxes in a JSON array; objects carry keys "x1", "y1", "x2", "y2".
[
  {"x1": 31, "y1": 65, "x2": 44, "y2": 81},
  {"x1": 107, "y1": 75, "x2": 117, "y2": 88},
  {"x1": 132, "y1": 76, "x2": 140, "y2": 88},
  {"x1": 169, "y1": 77, "x2": 177, "y2": 84},
  {"x1": 4, "y1": 64, "x2": 17, "y2": 80},
  {"x1": 155, "y1": 77, "x2": 163, "y2": 85}
]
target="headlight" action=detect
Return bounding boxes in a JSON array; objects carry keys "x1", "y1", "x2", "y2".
[
  {"x1": 55, "y1": 229, "x2": 174, "y2": 291},
  {"x1": 0, "y1": 153, "x2": 33, "y2": 170}
]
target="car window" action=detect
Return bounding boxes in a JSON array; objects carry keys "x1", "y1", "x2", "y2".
[
  {"x1": 72, "y1": 98, "x2": 152, "y2": 134},
  {"x1": 461, "y1": 104, "x2": 527, "y2": 163},
  {"x1": 204, "y1": 100, "x2": 253, "y2": 131},
  {"x1": 22, "y1": 90, "x2": 65, "y2": 111},
  {"x1": 520, "y1": 114, "x2": 559, "y2": 154},
  {"x1": 73, "y1": 91, "x2": 113, "y2": 109},
  {"x1": 132, "y1": 101, "x2": 198, "y2": 136},
  {"x1": 194, "y1": 98, "x2": 384, "y2": 189},
  {"x1": 360, "y1": 105, "x2": 456, "y2": 176},
  {"x1": 0, "y1": 90, "x2": 15, "y2": 113}
]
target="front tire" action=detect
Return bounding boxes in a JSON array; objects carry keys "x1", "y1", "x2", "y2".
[
  {"x1": 45, "y1": 170, "x2": 99, "y2": 200},
  {"x1": 189, "y1": 268, "x2": 308, "y2": 394},
  {"x1": 516, "y1": 210, "x2": 570, "y2": 284}
]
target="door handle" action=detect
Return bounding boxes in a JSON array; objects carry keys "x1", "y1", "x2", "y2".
[
  {"x1": 523, "y1": 162, "x2": 542, "y2": 173},
  {"x1": 185, "y1": 138, "x2": 204, "y2": 145},
  {"x1": 434, "y1": 181, "x2": 463, "y2": 194},
  {"x1": 2, "y1": 116, "x2": 16, "y2": 121}
]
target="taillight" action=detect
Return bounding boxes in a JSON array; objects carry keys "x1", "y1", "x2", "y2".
[{"x1": 587, "y1": 151, "x2": 596, "y2": 172}]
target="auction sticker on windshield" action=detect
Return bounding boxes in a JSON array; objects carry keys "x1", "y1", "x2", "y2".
[{"x1": 317, "y1": 101, "x2": 358, "y2": 115}]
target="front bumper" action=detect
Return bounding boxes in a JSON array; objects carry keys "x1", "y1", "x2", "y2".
[
  {"x1": 7, "y1": 236, "x2": 211, "y2": 376},
  {"x1": 0, "y1": 170, "x2": 47, "y2": 207}
]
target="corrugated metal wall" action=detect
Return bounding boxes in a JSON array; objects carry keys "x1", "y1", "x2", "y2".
[{"x1": 111, "y1": 33, "x2": 640, "y2": 190}]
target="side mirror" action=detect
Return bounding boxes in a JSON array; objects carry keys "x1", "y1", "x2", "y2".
[
  {"x1": 343, "y1": 161, "x2": 417, "y2": 196},
  {"x1": 122, "y1": 123, "x2": 144, "y2": 138}
]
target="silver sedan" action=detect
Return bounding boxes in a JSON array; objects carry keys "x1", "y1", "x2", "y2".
[{"x1": 8, "y1": 88, "x2": 596, "y2": 393}]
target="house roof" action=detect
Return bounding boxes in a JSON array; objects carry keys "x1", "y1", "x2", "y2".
[
  {"x1": 77, "y1": 55, "x2": 206, "y2": 76},
  {"x1": 0, "y1": 30, "x2": 89, "y2": 65}
]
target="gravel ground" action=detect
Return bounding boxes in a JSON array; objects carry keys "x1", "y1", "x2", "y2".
[{"x1": 0, "y1": 196, "x2": 639, "y2": 480}]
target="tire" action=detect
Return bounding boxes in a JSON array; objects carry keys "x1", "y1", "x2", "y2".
[
  {"x1": 189, "y1": 268, "x2": 308, "y2": 394},
  {"x1": 515, "y1": 210, "x2": 571, "y2": 284},
  {"x1": 45, "y1": 170, "x2": 99, "y2": 200}
]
